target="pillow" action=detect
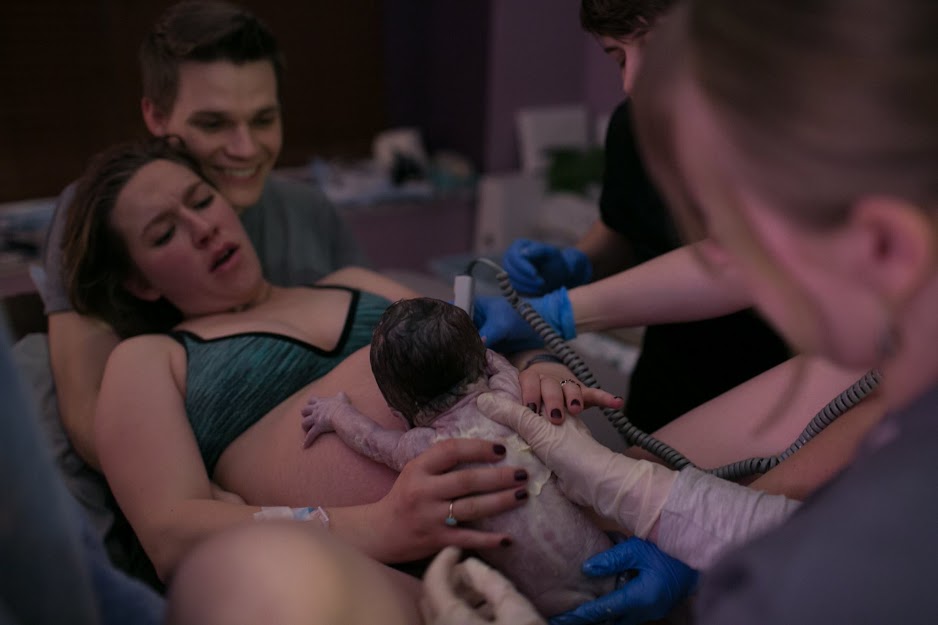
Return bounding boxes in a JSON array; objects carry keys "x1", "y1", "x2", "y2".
[{"x1": 10, "y1": 333, "x2": 117, "y2": 541}]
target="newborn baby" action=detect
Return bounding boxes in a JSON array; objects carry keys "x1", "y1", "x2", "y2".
[{"x1": 301, "y1": 297, "x2": 614, "y2": 617}]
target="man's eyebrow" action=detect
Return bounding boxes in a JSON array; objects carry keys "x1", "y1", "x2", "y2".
[
  {"x1": 188, "y1": 110, "x2": 228, "y2": 120},
  {"x1": 188, "y1": 105, "x2": 281, "y2": 119}
]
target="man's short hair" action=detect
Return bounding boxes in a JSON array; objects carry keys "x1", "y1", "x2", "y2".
[
  {"x1": 139, "y1": 0, "x2": 284, "y2": 114},
  {"x1": 580, "y1": 0, "x2": 677, "y2": 39}
]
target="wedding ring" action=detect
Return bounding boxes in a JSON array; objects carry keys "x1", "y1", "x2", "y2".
[{"x1": 560, "y1": 379, "x2": 580, "y2": 388}]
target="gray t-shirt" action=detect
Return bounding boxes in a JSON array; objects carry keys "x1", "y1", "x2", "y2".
[
  {"x1": 38, "y1": 174, "x2": 368, "y2": 314},
  {"x1": 693, "y1": 383, "x2": 938, "y2": 624}
]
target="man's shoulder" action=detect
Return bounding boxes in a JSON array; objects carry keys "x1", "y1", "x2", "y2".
[{"x1": 261, "y1": 174, "x2": 335, "y2": 212}]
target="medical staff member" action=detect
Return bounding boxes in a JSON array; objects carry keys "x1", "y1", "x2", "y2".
[
  {"x1": 475, "y1": 0, "x2": 790, "y2": 434},
  {"x1": 0, "y1": 320, "x2": 165, "y2": 625},
  {"x1": 462, "y1": 0, "x2": 938, "y2": 623}
]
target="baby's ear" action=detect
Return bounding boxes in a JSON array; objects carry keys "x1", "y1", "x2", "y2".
[
  {"x1": 484, "y1": 348, "x2": 497, "y2": 374},
  {"x1": 390, "y1": 409, "x2": 412, "y2": 429}
]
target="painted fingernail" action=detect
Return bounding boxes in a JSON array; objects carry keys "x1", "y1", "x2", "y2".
[
  {"x1": 515, "y1": 489, "x2": 529, "y2": 500},
  {"x1": 550, "y1": 409, "x2": 562, "y2": 421},
  {"x1": 515, "y1": 470, "x2": 528, "y2": 481},
  {"x1": 493, "y1": 444, "x2": 507, "y2": 455},
  {"x1": 570, "y1": 399, "x2": 581, "y2": 407},
  {"x1": 500, "y1": 537, "x2": 513, "y2": 547}
]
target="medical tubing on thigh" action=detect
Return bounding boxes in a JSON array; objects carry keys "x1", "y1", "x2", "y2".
[
  {"x1": 703, "y1": 367, "x2": 882, "y2": 480},
  {"x1": 465, "y1": 257, "x2": 882, "y2": 480}
]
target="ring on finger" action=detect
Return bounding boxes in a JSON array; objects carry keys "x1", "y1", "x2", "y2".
[
  {"x1": 444, "y1": 500, "x2": 458, "y2": 527},
  {"x1": 560, "y1": 378, "x2": 580, "y2": 388}
]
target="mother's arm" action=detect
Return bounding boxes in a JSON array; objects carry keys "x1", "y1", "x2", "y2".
[
  {"x1": 95, "y1": 335, "x2": 261, "y2": 580},
  {"x1": 316, "y1": 266, "x2": 423, "y2": 302}
]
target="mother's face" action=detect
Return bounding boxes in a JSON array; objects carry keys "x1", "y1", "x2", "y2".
[
  {"x1": 673, "y1": 79, "x2": 887, "y2": 368},
  {"x1": 109, "y1": 158, "x2": 265, "y2": 318}
]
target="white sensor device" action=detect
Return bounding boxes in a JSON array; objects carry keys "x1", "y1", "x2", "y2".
[{"x1": 453, "y1": 274, "x2": 475, "y2": 317}]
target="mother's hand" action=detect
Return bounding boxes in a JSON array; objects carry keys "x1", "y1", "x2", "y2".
[
  {"x1": 518, "y1": 359, "x2": 623, "y2": 424},
  {"x1": 368, "y1": 437, "x2": 530, "y2": 563}
]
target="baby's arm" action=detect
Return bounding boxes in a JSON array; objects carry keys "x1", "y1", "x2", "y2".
[
  {"x1": 302, "y1": 392, "x2": 436, "y2": 472},
  {"x1": 485, "y1": 350, "x2": 523, "y2": 401}
]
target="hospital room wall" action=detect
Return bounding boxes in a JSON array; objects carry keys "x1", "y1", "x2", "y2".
[
  {"x1": 0, "y1": 0, "x2": 620, "y2": 202},
  {"x1": 0, "y1": 0, "x2": 389, "y2": 202},
  {"x1": 382, "y1": 0, "x2": 623, "y2": 175}
]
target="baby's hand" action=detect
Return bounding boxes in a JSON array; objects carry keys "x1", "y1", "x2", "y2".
[{"x1": 300, "y1": 392, "x2": 350, "y2": 447}]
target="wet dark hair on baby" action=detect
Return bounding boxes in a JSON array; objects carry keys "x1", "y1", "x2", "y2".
[{"x1": 370, "y1": 298, "x2": 487, "y2": 426}]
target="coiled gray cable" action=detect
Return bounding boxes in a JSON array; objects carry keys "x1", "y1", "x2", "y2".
[{"x1": 469, "y1": 258, "x2": 882, "y2": 480}]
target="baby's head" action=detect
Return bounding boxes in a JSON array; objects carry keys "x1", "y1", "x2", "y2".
[{"x1": 371, "y1": 298, "x2": 486, "y2": 427}]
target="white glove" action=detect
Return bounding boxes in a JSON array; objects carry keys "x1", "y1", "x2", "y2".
[
  {"x1": 477, "y1": 393, "x2": 678, "y2": 538},
  {"x1": 420, "y1": 546, "x2": 545, "y2": 625}
]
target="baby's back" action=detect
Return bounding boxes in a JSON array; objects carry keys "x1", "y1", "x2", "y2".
[{"x1": 430, "y1": 398, "x2": 615, "y2": 617}]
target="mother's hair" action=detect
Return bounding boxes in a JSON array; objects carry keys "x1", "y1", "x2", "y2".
[{"x1": 62, "y1": 137, "x2": 211, "y2": 337}]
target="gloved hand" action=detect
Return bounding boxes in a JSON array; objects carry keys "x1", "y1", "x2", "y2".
[
  {"x1": 550, "y1": 538, "x2": 698, "y2": 625},
  {"x1": 503, "y1": 239, "x2": 593, "y2": 295},
  {"x1": 421, "y1": 546, "x2": 546, "y2": 625},
  {"x1": 476, "y1": 393, "x2": 677, "y2": 538},
  {"x1": 472, "y1": 288, "x2": 576, "y2": 353}
]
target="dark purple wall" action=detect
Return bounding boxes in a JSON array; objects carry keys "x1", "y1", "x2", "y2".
[
  {"x1": 382, "y1": 0, "x2": 623, "y2": 175},
  {"x1": 381, "y1": 0, "x2": 490, "y2": 171}
]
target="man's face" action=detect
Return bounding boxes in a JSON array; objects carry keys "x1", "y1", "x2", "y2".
[
  {"x1": 598, "y1": 34, "x2": 648, "y2": 95},
  {"x1": 143, "y1": 60, "x2": 283, "y2": 212}
]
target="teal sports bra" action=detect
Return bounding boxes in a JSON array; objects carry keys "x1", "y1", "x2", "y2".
[{"x1": 170, "y1": 286, "x2": 391, "y2": 474}]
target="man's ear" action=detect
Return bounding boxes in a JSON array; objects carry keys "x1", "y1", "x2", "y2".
[
  {"x1": 141, "y1": 97, "x2": 168, "y2": 136},
  {"x1": 123, "y1": 272, "x2": 162, "y2": 302},
  {"x1": 850, "y1": 196, "x2": 935, "y2": 303}
]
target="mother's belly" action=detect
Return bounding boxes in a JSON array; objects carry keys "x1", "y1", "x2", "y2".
[{"x1": 213, "y1": 348, "x2": 402, "y2": 507}]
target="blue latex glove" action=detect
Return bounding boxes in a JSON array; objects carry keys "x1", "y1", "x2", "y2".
[
  {"x1": 472, "y1": 288, "x2": 576, "y2": 354},
  {"x1": 550, "y1": 538, "x2": 698, "y2": 625},
  {"x1": 503, "y1": 238, "x2": 593, "y2": 295}
]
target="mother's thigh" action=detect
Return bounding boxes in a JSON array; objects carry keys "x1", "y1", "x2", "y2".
[
  {"x1": 166, "y1": 522, "x2": 422, "y2": 625},
  {"x1": 627, "y1": 355, "x2": 871, "y2": 469}
]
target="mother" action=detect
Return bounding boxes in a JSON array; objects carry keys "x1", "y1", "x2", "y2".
[{"x1": 61, "y1": 138, "x2": 620, "y2": 586}]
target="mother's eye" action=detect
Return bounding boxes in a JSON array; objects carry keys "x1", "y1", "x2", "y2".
[
  {"x1": 153, "y1": 226, "x2": 175, "y2": 246},
  {"x1": 193, "y1": 195, "x2": 213, "y2": 210}
]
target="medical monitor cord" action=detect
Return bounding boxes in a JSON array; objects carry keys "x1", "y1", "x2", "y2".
[{"x1": 462, "y1": 258, "x2": 881, "y2": 481}]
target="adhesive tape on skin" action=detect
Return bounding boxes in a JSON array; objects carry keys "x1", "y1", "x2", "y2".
[
  {"x1": 254, "y1": 506, "x2": 294, "y2": 520},
  {"x1": 254, "y1": 506, "x2": 330, "y2": 529}
]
